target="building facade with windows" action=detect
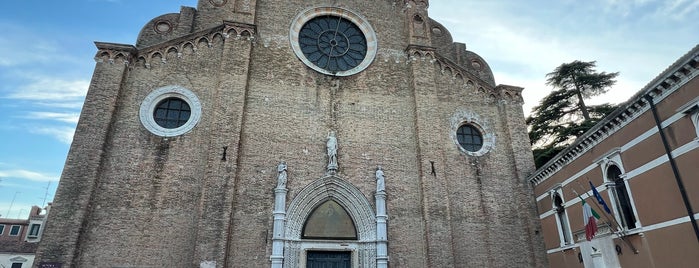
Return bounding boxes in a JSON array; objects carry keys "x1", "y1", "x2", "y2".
[
  {"x1": 34, "y1": 1, "x2": 546, "y2": 267},
  {"x1": 528, "y1": 45, "x2": 699, "y2": 268},
  {"x1": 0, "y1": 206, "x2": 48, "y2": 268}
]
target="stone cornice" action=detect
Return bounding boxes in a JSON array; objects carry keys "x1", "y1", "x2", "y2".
[
  {"x1": 93, "y1": 21, "x2": 256, "y2": 67},
  {"x1": 528, "y1": 44, "x2": 699, "y2": 186},
  {"x1": 94, "y1": 42, "x2": 137, "y2": 64},
  {"x1": 406, "y1": 44, "x2": 524, "y2": 103},
  {"x1": 404, "y1": 0, "x2": 429, "y2": 9},
  {"x1": 495, "y1": 84, "x2": 525, "y2": 103}
]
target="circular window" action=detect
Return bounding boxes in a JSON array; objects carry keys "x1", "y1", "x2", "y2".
[
  {"x1": 450, "y1": 111, "x2": 495, "y2": 156},
  {"x1": 290, "y1": 7, "x2": 377, "y2": 76},
  {"x1": 299, "y1": 16, "x2": 367, "y2": 73},
  {"x1": 457, "y1": 124, "x2": 483, "y2": 152},
  {"x1": 153, "y1": 97, "x2": 191, "y2": 129},
  {"x1": 153, "y1": 20, "x2": 172, "y2": 34},
  {"x1": 140, "y1": 85, "x2": 201, "y2": 137}
]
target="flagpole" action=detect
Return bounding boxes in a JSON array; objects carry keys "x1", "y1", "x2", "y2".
[
  {"x1": 572, "y1": 188, "x2": 618, "y2": 235},
  {"x1": 574, "y1": 182, "x2": 638, "y2": 254},
  {"x1": 576, "y1": 180, "x2": 623, "y2": 233}
]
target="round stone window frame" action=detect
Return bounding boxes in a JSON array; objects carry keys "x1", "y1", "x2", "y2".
[
  {"x1": 139, "y1": 85, "x2": 202, "y2": 137},
  {"x1": 153, "y1": 20, "x2": 173, "y2": 34},
  {"x1": 450, "y1": 111, "x2": 495, "y2": 157},
  {"x1": 289, "y1": 6, "x2": 378, "y2": 77}
]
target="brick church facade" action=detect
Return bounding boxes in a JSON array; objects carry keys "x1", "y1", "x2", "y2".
[{"x1": 35, "y1": 1, "x2": 546, "y2": 267}]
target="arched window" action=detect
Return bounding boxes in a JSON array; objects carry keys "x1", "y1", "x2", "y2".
[
  {"x1": 552, "y1": 191, "x2": 572, "y2": 245},
  {"x1": 607, "y1": 165, "x2": 636, "y2": 229},
  {"x1": 302, "y1": 200, "x2": 358, "y2": 240}
]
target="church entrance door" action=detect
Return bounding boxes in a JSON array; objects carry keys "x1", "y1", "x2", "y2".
[{"x1": 306, "y1": 251, "x2": 351, "y2": 268}]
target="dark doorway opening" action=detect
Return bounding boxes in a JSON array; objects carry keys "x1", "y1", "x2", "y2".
[{"x1": 306, "y1": 251, "x2": 351, "y2": 268}]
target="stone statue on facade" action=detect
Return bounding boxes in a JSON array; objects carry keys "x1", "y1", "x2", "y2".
[
  {"x1": 327, "y1": 131, "x2": 338, "y2": 171},
  {"x1": 376, "y1": 165, "x2": 385, "y2": 193},
  {"x1": 277, "y1": 161, "x2": 287, "y2": 189}
]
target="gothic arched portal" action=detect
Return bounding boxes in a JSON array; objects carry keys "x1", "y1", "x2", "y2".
[
  {"x1": 283, "y1": 175, "x2": 377, "y2": 268},
  {"x1": 302, "y1": 200, "x2": 358, "y2": 240}
]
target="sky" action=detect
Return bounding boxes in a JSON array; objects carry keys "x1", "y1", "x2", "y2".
[{"x1": 0, "y1": 0, "x2": 696, "y2": 219}]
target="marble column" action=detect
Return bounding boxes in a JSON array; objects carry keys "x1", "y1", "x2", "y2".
[
  {"x1": 270, "y1": 163, "x2": 288, "y2": 268},
  {"x1": 375, "y1": 167, "x2": 389, "y2": 268}
]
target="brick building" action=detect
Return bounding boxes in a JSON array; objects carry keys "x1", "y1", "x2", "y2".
[
  {"x1": 35, "y1": 1, "x2": 546, "y2": 267},
  {"x1": 528, "y1": 45, "x2": 699, "y2": 267},
  {"x1": 0, "y1": 205, "x2": 48, "y2": 268}
]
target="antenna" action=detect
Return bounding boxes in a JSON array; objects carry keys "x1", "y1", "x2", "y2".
[
  {"x1": 7, "y1": 191, "x2": 20, "y2": 218},
  {"x1": 41, "y1": 181, "x2": 52, "y2": 207}
]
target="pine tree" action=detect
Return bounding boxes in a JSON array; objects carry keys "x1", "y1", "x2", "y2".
[{"x1": 527, "y1": 61, "x2": 619, "y2": 168}]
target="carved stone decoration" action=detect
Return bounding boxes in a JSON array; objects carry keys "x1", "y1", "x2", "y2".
[
  {"x1": 374, "y1": 166, "x2": 389, "y2": 268},
  {"x1": 289, "y1": 6, "x2": 378, "y2": 76},
  {"x1": 495, "y1": 84, "x2": 525, "y2": 103},
  {"x1": 283, "y1": 175, "x2": 377, "y2": 268},
  {"x1": 412, "y1": 14, "x2": 426, "y2": 38},
  {"x1": 449, "y1": 110, "x2": 496, "y2": 157},
  {"x1": 209, "y1": 0, "x2": 227, "y2": 7},
  {"x1": 271, "y1": 162, "x2": 289, "y2": 268},
  {"x1": 375, "y1": 166, "x2": 385, "y2": 193},
  {"x1": 139, "y1": 85, "x2": 202, "y2": 137},
  {"x1": 326, "y1": 131, "x2": 338, "y2": 172},
  {"x1": 94, "y1": 42, "x2": 136, "y2": 65},
  {"x1": 277, "y1": 161, "x2": 287, "y2": 189},
  {"x1": 153, "y1": 20, "x2": 173, "y2": 34},
  {"x1": 135, "y1": 21, "x2": 256, "y2": 69}
]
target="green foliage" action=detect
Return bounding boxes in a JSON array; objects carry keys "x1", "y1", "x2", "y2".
[
  {"x1": 545, "y1": 61, "x2": 619, "y2": 101},
  {"x1": 527, "y1": 61, "x2": 619, "y2": 168},
  {"x1": 532, "y1": 146, "x2": 566, "y2": 169}
]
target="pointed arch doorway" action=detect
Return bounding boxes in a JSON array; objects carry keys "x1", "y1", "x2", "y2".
[
  {"x1": 282, "y1": 175, "x2": 379, "y2": 268},
  {"x1": 302, "y1": 200, "x2": 356, "y2": 268}
]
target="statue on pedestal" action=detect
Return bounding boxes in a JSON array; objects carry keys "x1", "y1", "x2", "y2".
[
  {"x1": 327, "y1": 131, "x2": 338, "y2": 171},
  {"x1": 376, "y1": 166, "x2": 385, "y2": 193},
  {"x1": 277, "y1": 161, "x2": 287, "y2": 189}
]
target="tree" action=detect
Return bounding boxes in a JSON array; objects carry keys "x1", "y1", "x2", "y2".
[{"x1": 527, "y1": 61, "x2": 619, "y2": 168}]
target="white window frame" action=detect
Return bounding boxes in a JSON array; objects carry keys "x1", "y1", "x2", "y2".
[
  {"x1": 139, "y1": 85, "x2": 202, "y2": 137},
  {"x1": 449, "y1": 110, "x2": 496, "y2": 157},
  {"x1": 0, "y1": 224, "x2": 5, "y2": 235},
  {"x1": 598, "y1": 151, "x2": 641, "y2": 231},
  {"x1": 677, "y1": 98, "x2": 699, "y2": 140},
  {"x1": 9, "y1": 225, "x2": 21, "y2": 236},
  {"x1": 26, "y1": 223, "x2": 41, "y2": 238},
  {"x1": 550, "y1": 185, "x2": 573, "y2": 246},
  {"x1": 27, "y1": 223, "x2": 41, "y2": 236}
]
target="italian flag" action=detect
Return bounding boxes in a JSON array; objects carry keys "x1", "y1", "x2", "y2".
[{"x1": 582, "y1": 199, "x2": 600, "y2": 241}]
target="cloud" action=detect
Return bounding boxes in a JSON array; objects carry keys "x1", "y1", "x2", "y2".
[
  {"x1": 2, "y1": 76, "x2": 85, "y2": 142},
  {"x1": 30, "y1": 126, "x2": 76, "y2": 144},
  {"x1": 0, "y1": 22, "x2": 80, "y2": 67},
  {"x1": 6, "y1": 78, "x2": 89, "y2": 103},
  {"x1": 600, "y1": 0, "x2": 699, "y2": 21},
  {"x1": 664, "y1": 0, "x2": 699, "y2": 19},
  {"x1": 429, "y1": 0, "x2": 696, "y2": 118},
  {"x1": 25, "y1": 112, "x2": 80, "y2": 124},
  {"x1": 0, "y1": 169, "x2": 59, "y2": 182}
]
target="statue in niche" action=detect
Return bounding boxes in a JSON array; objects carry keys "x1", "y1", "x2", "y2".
[
  {"x1": 277, "y1": 161, "x2": 287, "y2": 188},
  {"x1": 327, "y1": 131, "x2": 338, "y2": 170},
  {"x1": 376, "y1": 165, "x2": 385, "y2": 193}
]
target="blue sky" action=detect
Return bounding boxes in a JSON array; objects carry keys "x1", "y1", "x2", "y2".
[{"x1": 0, "y1": 0, "x2": 696, "y2": 219}]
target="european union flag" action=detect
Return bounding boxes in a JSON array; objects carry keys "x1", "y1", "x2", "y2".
[{"x1": 590, "y1": 181, "x2": 612, "y2": 214}]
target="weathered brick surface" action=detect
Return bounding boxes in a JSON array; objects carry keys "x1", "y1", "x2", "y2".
[{"x1": 35, "y1": 1, "x2": 546, "y2": 267}]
